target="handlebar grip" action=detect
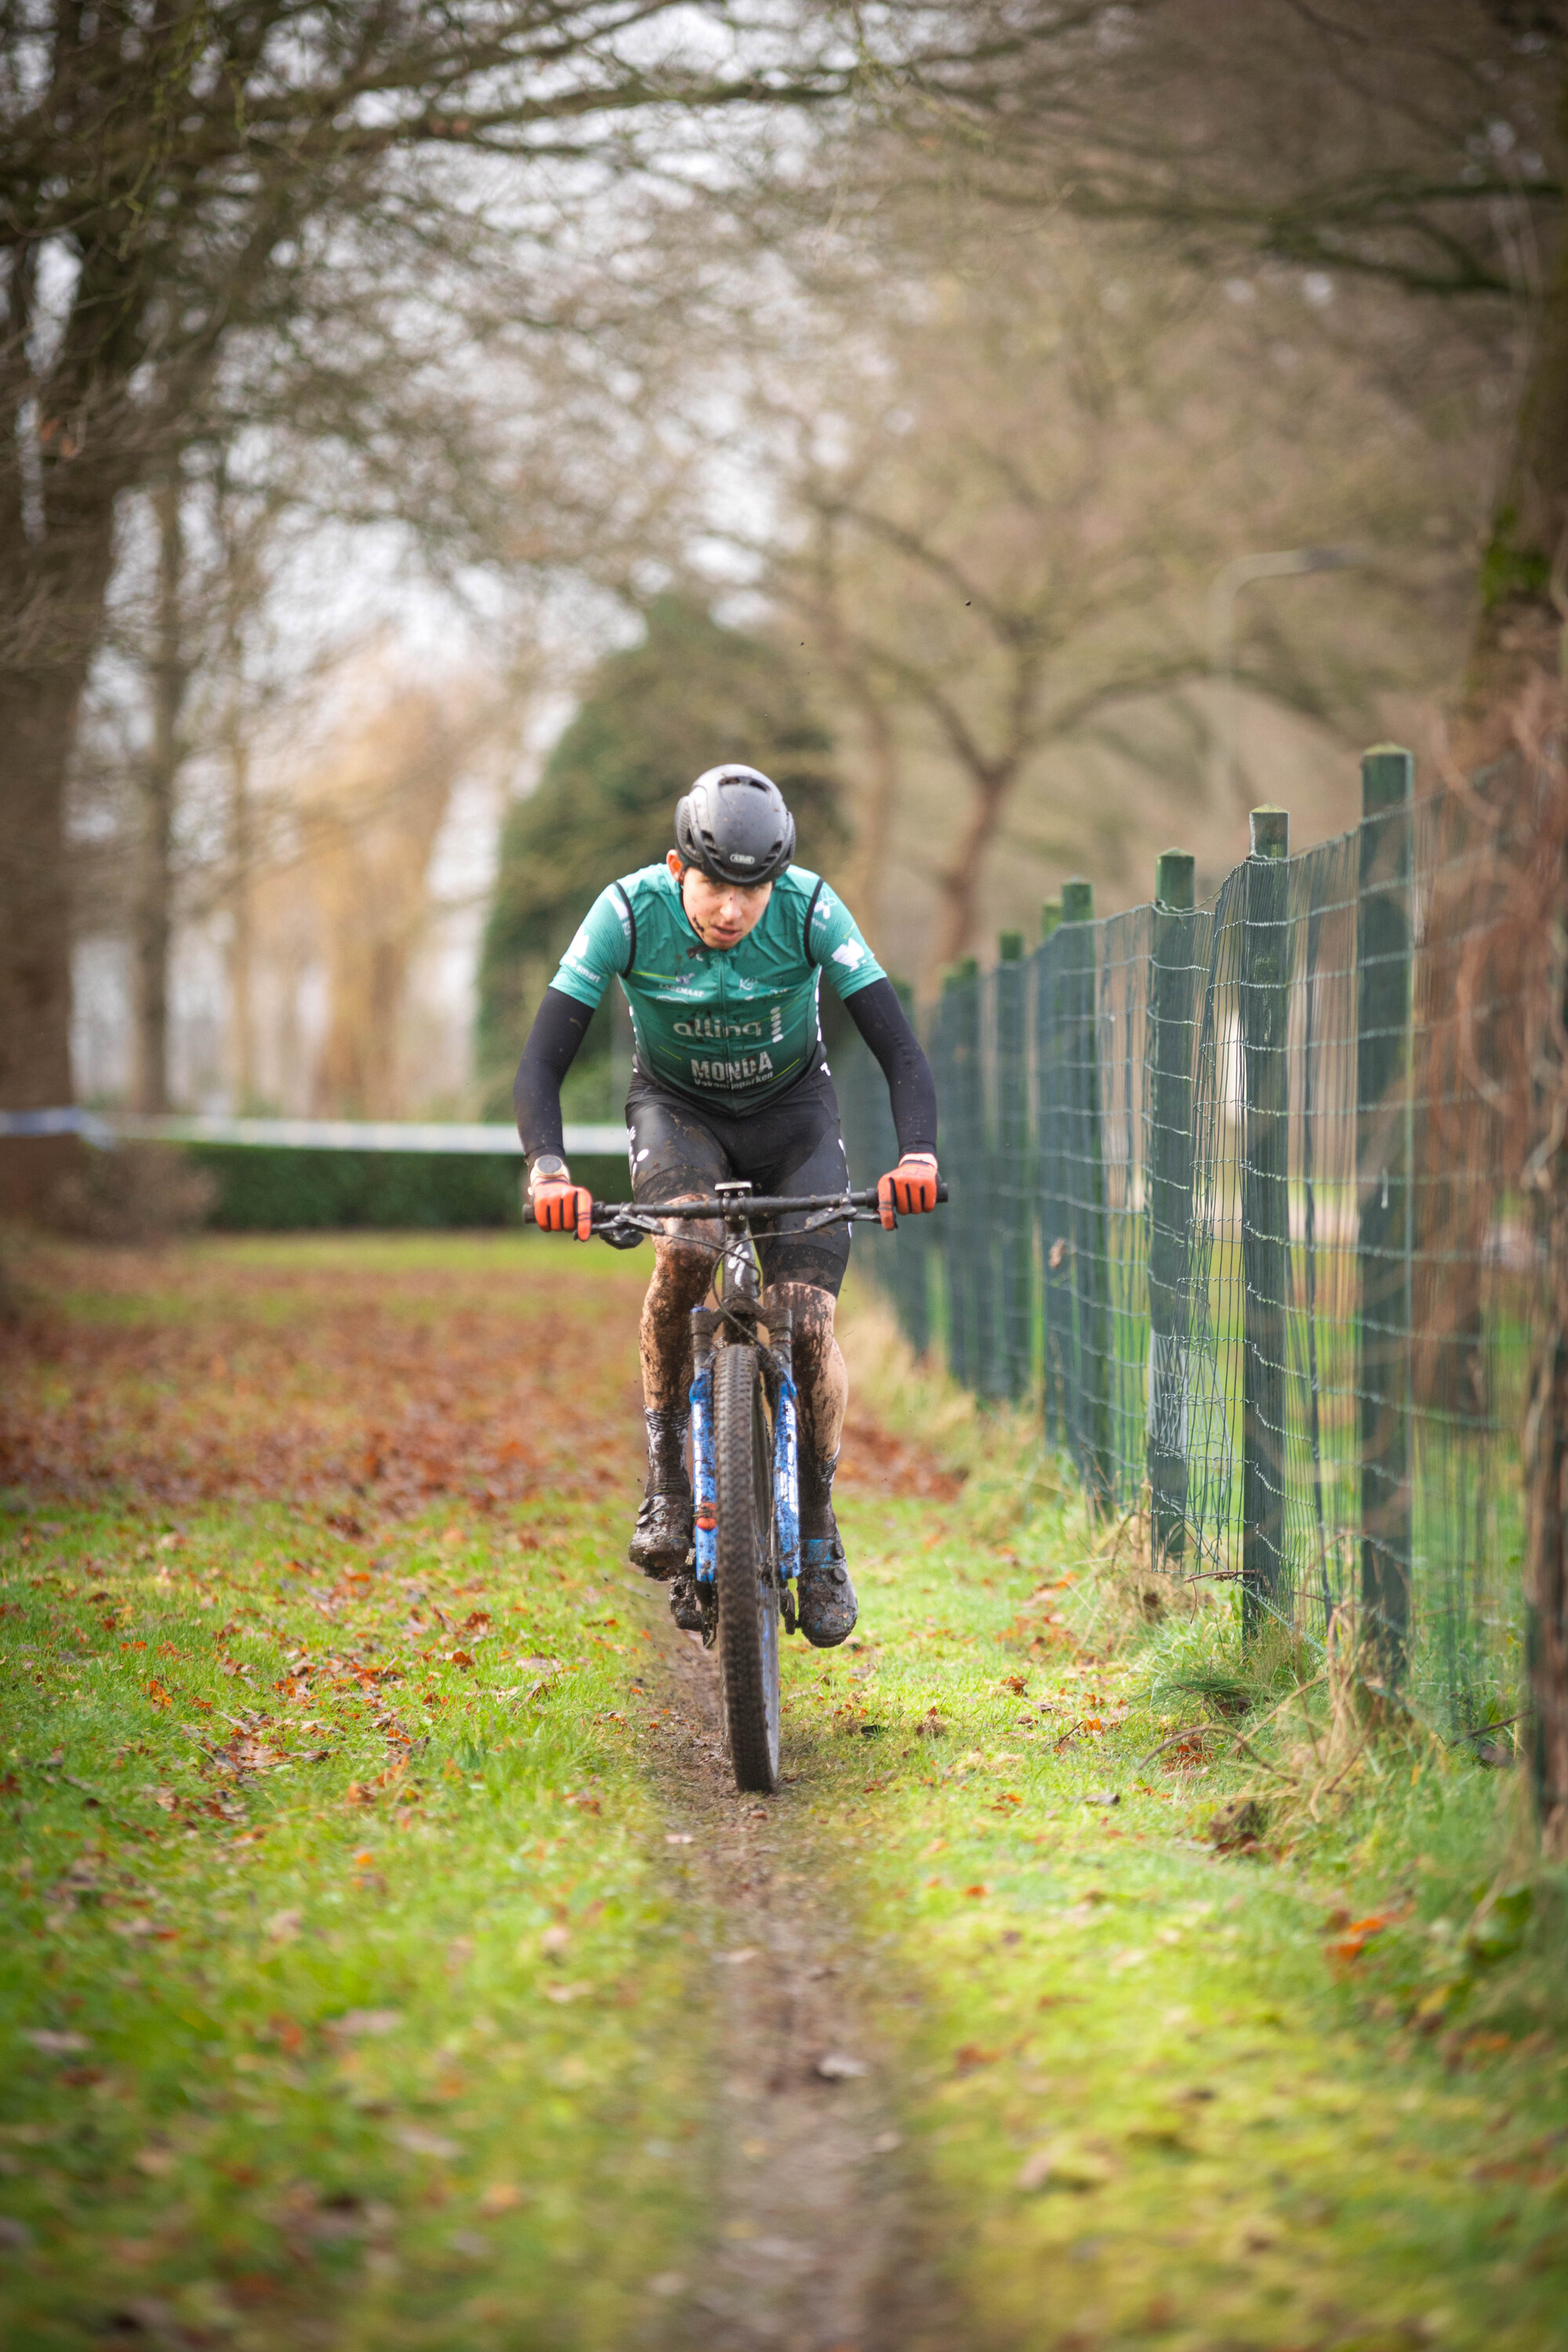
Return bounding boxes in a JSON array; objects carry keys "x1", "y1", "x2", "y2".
[{"x1": 936, "y1": 1180, "x2": 949, "y2": 1203}]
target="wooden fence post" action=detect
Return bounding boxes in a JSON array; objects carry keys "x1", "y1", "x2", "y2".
[
  {"x1": 1062, "y1": 879, "x2": 1112, "y2": 1512},
  {"x1": 1358, "y1": 744, "x2": 1414, "y2": 1679},
  {"x1": 996, "y1": 931, "x2": 1033, "y2": 1399},
  {"x1": 1242, "y1": 807, "x2": 1291, "y2": 1638},
  {"x1": 1147, "y1": 848, "x2": 1197, "y2": 1568}
]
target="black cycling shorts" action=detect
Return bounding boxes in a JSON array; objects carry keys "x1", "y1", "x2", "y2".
[{"x1": 626, "y1": 1065, "x2": 851, "y2": 1296}]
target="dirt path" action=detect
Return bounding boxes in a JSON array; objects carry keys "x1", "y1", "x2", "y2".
[{"x1": 644, "y1": 1612, "x2": 962, "y2": 2352}]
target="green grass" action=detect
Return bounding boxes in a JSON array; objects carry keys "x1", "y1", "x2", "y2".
[
  {"x1": 0, "y1": 1231, "x2": 712, "y2": 2350},
  {"x1": 800, "y1": 1295, "x2": 1568, "y2": 2351},
  {"x1": 4, "y1": 1238, "x2": 1567, "y2": 2352}
]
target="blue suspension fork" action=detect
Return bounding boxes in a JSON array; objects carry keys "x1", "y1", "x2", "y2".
[
  {"x1": 770, "y1": 1310, "x2": 801, "y2": 1591},
  {"x1": 689, "y1": 1309, "x2": 717, "y2": 1588},
  {"x1": 688, "y1": 1304, "x2": 800, "y2": 1597}
]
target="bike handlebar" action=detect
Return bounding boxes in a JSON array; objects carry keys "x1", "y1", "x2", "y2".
[
  {"x1": 598, "y1": 1182, "x2": 946, "y2": 1222},
  {"x1": 579, "y1": 1179, "x2": 947, "y2": 1243}
]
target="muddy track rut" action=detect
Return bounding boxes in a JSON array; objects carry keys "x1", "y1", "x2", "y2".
[{"x1": 639, "y1": 1605, "x2": 966, "y2": 2352}]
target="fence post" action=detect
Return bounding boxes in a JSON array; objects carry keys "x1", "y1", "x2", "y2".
[
  {"x1": 1062, "y1": 879, "x2": 1112, "y2": 1512},
  {"x1": 891, "y1": 978, "x2": 931, "y2": 1357},
  {"x1": 1358, "y1": 744, "x2": 1414, "y2": 1679},
  {"x1": 937, "y1": 971, "x2": 969, "y2": 1388},
  {"x1": 1037, "y1": 902, "x2": 1072, "y2": 1450},
  {"x1": 1147, "y1": 849, "x2": 1197, "y2": 1567},
  {"x1": 996, "y1": 931, "x2": 1033, "y2": 1399},
  {"x1": 1242, "y1": 807, "x2": 1290, "y2": 1639}
]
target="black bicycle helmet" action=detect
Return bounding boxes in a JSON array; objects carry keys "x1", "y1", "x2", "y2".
[{"x1": 673, "y1": 764, "x2": 796, "y2": 887}]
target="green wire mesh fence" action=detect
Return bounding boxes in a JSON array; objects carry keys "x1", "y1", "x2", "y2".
[{"x1": 837, "y1": 750, "x2": 1528, "y2": 1735}]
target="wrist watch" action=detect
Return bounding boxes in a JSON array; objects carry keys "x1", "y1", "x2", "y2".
[{"x1": 531, "y1": 1153, "x2": 568, "y2": 1187}]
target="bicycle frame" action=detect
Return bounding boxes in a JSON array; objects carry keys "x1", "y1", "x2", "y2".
[
  {"x1": 586, "y1": 1178, "x2": 946, "y2": 1627},
  {"x1": 686, "y1": 1183, "x2": 804, "y2": 1619}
]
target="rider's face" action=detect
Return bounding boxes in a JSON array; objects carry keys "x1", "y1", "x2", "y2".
[{"x1": 668, "y1": 853, "x2": 773, "y2": 951}]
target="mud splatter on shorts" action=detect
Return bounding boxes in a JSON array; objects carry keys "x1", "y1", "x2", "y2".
[{"x1": 625, "y1": 1065, "x2": 852, "y2": 1297}]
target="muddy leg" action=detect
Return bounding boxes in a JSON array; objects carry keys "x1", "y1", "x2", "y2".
[
  {"x1": 639, "y1": 1214, "x2": 719, "y2": 1411},
  {"x1": 632, "y1": 1210, "x2": 718, "y2": 1584},
  {"x1": 769, "y1": 1280, "x2": 847, "y2": 1538}
]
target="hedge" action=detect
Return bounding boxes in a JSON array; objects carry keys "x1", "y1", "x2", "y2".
[{"x1": 189, "y1": 1147, "x2": 632, "y2": 1231}]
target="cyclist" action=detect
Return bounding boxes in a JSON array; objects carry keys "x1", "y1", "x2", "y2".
[{"x1": 514, "y1": 764, "x2": 941, "y2": 1647}]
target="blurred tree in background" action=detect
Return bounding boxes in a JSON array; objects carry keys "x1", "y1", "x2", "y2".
[{"x1": 475, "y1": 593, "x2": 843, "y2": 1115}]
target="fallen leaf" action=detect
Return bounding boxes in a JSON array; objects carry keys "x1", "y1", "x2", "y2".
[
  {"x1": 1017, "y1": 2140, "x2": 1112, "y2": 2192},
  {"x1": 332, "y1": 2009, "x2": 401, "y2": 2038},
  {"x1": 26, "y1": 2029, "x2": 89, "y2": 2055},
  {"x1": 953, "y1": 2044, "x2": 996, "y2": 2074},
  {"x1": 815, "y1": 2052, "x2": 869, "y2": 2081},
  {"x1": 477, "y1": 2181, "x2": 524, "y2": 2216},
  {"x1": 264, "y1": 1909, "x2": 303, "y2": 1943},
  {"x1": 715, "y1": 1947, "x2": 758, "y2": 1966},
  {"x1": 539, "y1": 1924, "x2": 572, "y2": 1956},
  {"x1": 394, "y1": 2126, "x2": 460, "y2": 2161},
  {"x1": 1327, "y1": 1912, "x2": 1390, "y2": 1963}
]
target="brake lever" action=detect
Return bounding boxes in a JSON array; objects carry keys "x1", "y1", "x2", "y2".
[{"x1": 594, "y1": 1212, "x2": 655, "y2": 1250}]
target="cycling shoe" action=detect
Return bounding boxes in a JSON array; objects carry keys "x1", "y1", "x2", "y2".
[
  {"x1": 667, "y1": 1571, "x2": 706, "y2": 1635},
  {"x1": 797, "y1": 1531, "x2": 858, "y2": 1648},
  {"x1": 630, "y1": 1489, "x2": 692, "y2": 1577}
]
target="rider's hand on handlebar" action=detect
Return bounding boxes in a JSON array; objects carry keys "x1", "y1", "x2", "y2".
[
  {"x1": 878, "y1": 1152, "x2": 940, "y2": 1229},
  {"x1": 529, "y1": 1156, "x2": 593, "y2": 1241}
]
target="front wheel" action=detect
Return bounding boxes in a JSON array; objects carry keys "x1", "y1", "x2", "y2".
[{"x1": 713, "y1": 1341, "x2": 781, "y2": 1794}]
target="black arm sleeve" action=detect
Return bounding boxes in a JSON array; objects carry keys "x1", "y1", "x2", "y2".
[
  {"x1": 514, "y1": 987, "x2": 597, "y2": 1167},
  {"x1": 841, "y1": 978, "x2": 938, "y2": 1156}
]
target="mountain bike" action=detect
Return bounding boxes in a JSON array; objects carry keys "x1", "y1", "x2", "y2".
[{"x1": 588, "y1": 1181, "x2": 946, "y2": 1796}]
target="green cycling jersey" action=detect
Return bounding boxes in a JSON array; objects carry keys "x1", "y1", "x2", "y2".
[{"x1": 550, "y1": 862, "x2": 885, "y2": 1115}]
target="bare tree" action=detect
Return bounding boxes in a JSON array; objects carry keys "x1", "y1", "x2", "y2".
[
  {"x1": 927, "y1": 0, "x2": 1564, "y2": 699},
  {"x1": 737, "y1": 206, "x2": 1485, "y2": 975},
  {"x1": 0, "y1": 0, "x2": 1051, "y2": 1203}
]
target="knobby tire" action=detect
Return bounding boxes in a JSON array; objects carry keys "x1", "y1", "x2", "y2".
[{"x1": 713, "y1": 1341, "x2": 781, "y2": 1795}]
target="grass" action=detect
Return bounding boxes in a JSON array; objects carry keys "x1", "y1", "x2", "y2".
[
  {"x1": 0, "y1": 1234, "x2": 710, "y2": 2351},
  {"x1": 794, "y1": 1289, "x2": 1568, "y2": 2351},
  {"x1": 2, "y1": 1236, "x2": 1566, "y2": 2352}
]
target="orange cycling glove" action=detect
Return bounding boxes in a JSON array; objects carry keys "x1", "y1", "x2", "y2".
[
  {"x1": 878, "y1": 1152, "x2": 940, "y2": 1230},
  {"x1": 530, "y1": 1160, "x2": 593, "y2": 1241}
]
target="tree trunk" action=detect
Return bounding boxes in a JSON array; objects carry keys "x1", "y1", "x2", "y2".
[
  {"x1": 1467, "y1": 62, "x2": 1568, "y2": 713},
  {"x1": 227, "y1": 728, "x2": 256, "y2": 1112},
  {"x1": 1526, "y1": 1297, "x2": 1568, "y2": 1861},
  {"x1": 1525, "y1": 779, "x2": 1568, "y2": 1860},
  {"x1": 0, "y1": 474, "x2": 121, "y2": 1214},
  {"x1": 133, "y1": 473, "x2": 189, "y2": 1115},
  {"x1": 934, "y1": 762, "x2": 1016, "y2": 972}
]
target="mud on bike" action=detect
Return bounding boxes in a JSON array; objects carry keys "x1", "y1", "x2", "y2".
[{"x1": 586, "y1": 1181, "x2": 946, "y2": 1797}]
